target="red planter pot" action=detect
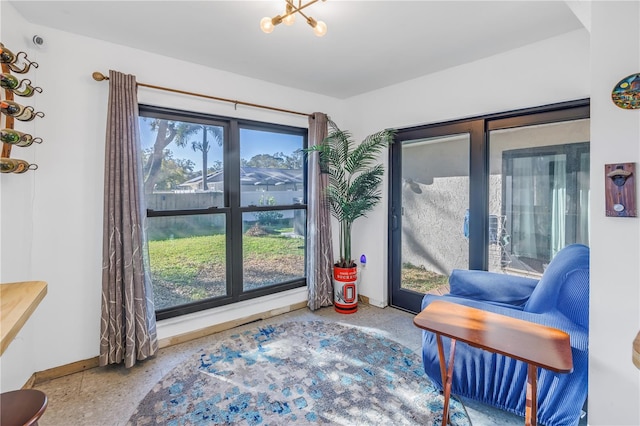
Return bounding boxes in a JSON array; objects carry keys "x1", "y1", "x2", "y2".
[{"x1": 333, "y1": 265, "x2": 358, "y2": 314}]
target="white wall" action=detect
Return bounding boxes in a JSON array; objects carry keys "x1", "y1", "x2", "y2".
[
  {"x1": 588, "y1": 2, "x2": 640, "y2": 425},
  {"x1": 0, "y1": 1, "x2": 41, "y2": 393},
  {"x1": 0, "y1": 0, "x2": 342, "y2": 391},
  {"x1": 343, "y1": 28, "x2": 591, "y2": 306}
]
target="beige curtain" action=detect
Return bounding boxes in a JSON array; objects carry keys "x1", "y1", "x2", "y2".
[
  {"x1": 100, "y1": 70, "x2": 158, "y2": 368},
  {"x1": 307, "y1": 113, "x2": 334, "y2": 310}
]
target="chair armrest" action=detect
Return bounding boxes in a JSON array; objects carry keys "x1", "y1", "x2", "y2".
[
  {"x1": 421, "y1": 294, "x2": 589, "y2": 352},
  {"x1": 448, "y1": 269, "x2": 539, "y2": 308}
]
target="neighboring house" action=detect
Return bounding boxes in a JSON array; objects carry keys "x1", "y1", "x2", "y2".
[{"x1": 178, "y1": 167, "x2": 303, "y2": 193}]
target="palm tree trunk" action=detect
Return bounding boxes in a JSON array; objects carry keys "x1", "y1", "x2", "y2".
[
  {"x1": 144, "y1": 120, "x2": 171, "y2": 194},
  {"x1": 201, "y1": 128, "x2": 208, "y2": 190},
  {"x1": 344, "y1": 221, "x2": 352, "y2": 267}
]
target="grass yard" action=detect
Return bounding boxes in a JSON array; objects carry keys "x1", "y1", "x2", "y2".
[
  {"x1": 401, "y1": 262, "x2": 449, "y2": 294},
  {"x1": 149, "y1": 232, "x2": 304, "y2": 310},
  {"x1": 148, "y1": 232, "x2": 449, "y2": 310}
]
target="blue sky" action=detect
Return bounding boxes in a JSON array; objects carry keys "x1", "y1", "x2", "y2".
[{"x1": 139, "y1": 117, "x2": 303, "y2": 169}]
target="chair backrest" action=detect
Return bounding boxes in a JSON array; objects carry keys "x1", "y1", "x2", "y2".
[{"x1": 524, "y1": 244, "x2": 590, "y2": 328}]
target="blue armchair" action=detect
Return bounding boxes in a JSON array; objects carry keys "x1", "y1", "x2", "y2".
[{"x1": 420, "y1": 244, "x2": 589, "y2": 426}]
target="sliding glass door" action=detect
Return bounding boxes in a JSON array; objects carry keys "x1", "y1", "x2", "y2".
[
  {"x1": 389, "y1": 100, "x2": 590, "y2": 313},
  {"x1": 389, "y1": 121, "x2": 483, "y2": 313}
]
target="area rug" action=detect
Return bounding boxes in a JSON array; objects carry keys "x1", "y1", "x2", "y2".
[{"x1": 128, "y1": 321, "x2": 469, "y2": 425}]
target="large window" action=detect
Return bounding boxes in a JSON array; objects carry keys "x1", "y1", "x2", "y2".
[{"x1": 139, "y1": 106, "x2": 307, "y2": 319}]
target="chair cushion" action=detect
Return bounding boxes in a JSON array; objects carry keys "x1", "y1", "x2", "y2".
[{"x1": 449, "y1": 269, "x2": 538, "y2": 308}]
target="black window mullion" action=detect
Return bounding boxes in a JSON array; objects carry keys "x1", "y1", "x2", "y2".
[
  {"x1": 228, "y1": 120, "x2": 242, "y2": 302},
  {"x1": 468, "y1": 119, "x2": 487, "y2": 270}
]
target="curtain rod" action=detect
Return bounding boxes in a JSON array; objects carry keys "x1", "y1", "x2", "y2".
[{"x1": 91, "y1": 71, "x2": 312, "y2": 118}]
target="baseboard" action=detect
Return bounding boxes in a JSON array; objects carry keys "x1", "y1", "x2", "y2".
[
  {"x1": 22, "y1": 374, "x2": 36, "y2": 389},
  {"x1": 26, "y1": 301, "x2": 308, "y2": 387},
  {"x1": 31, "y1": 357, "x2": 100, "y2": 386}
]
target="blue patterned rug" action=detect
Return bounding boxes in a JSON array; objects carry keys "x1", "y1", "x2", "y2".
[{"x1": 128, "y1": 320, "x2": 469, "y2": 425}]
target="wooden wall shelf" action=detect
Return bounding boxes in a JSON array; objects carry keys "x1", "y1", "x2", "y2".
[{"x1": 0, "y1": 281, "x2": 47, "y2": 356}]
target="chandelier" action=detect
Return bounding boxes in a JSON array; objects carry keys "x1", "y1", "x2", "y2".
[{"x1": 260, "y1": 0, "x2": 327, "y2": 37}]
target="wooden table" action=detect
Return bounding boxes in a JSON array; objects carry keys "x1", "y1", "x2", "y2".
[
  {"x1": 413, "y1": 300, "x2": 572, "y2": 426},
  {"x1": 0, "y1": 281, "x2": 48, "y2": 356}
]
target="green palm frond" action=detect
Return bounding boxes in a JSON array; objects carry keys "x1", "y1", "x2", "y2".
[
  {"x1": 346, "y1": 129, "x2": 394, "y2": 174},
  {"x1": 303, "y1": 121, "x2": 396, "y2": 266}
]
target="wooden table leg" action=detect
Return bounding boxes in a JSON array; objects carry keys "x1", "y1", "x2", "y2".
[
  {"x1": 525, "y1": 363, "x2": 538, "y2": 426},
  {"x1": 436, "y1": 334, "x2": 456, "y2": 426}
]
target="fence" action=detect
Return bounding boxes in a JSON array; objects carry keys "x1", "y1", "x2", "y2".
[{"x1": 146, "y1": 190, "x2": 305, "y2": 239}]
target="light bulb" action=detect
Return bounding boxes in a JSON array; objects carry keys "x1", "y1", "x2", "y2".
[
  {"x1": 283, "y1": 4, "x2": 295, "y2": 26},
  {"x1": 260, "y1": 17, "x2": 275, "y2": 34},
  {"x1": 283, "y1": 13, "x2": 295, "y2": 26},
  {"x1": 313, "y1": 20, "x2": 327, "y2": 37}
]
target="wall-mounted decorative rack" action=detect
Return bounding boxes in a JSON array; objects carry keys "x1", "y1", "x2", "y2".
[{"x1": 0, "y1": 41, "x2": 44, "y2": 173}]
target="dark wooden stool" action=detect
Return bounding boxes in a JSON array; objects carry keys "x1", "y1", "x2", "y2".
[{"x1": 0, "y1": 389, "x2": 47, "y2": 426}]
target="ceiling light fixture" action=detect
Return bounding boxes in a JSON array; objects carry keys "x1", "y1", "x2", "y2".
[{"x1": 260, "y1": 0, "x2": 327, "y2": 37}]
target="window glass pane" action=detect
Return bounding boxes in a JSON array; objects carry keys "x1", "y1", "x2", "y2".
[
  {"x1": 488, "y1": 119, "x2": 590, "y2": 274},
  {"x1": 147, "y1": 214, "x2": 227, "y2": 310},
  {"x1": 400, "y1": 134, "x2": 470, "y2": 294},
  {"x1": 139, "y1": 117, "x2": 224, "y2": 205},
  {"x1": 240, "y1": 128, "x2": 304, "y2": 207},
  {"x1": 242, "y1": 210, "x2": 305, "y2": 291}
]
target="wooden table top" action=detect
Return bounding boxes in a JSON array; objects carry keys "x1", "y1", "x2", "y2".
[
  {"x1": 0, "y1": 281, "x2": 47, "y2": 356},
  {"x1": 414, "y1": 300, "x2": 573, "y2": 372}
]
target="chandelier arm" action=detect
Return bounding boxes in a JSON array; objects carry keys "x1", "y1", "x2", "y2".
[
  {"x1": 281, "y1": 0, "x2": 322, "y2": 18},
  {"x1": 297, "y1": 9, "x2": 319, "y2": 27}
]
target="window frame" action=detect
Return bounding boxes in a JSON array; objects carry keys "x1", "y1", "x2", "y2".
[{"x1": 139, "y1": 105, "x2": 308, "y2": 320}]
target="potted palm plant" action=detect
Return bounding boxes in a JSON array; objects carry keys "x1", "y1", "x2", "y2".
[{"x1": 306, "y1": 122, "x2": 395, "y2": 313}]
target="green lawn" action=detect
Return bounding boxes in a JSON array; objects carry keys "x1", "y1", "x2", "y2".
[
  {"x1": 148, "y1": 232, "x2": 304, "y2": 309},
  {"x1": 149, "y1": 234, "x2": 303, "y2": 283},
  {"x1": 401, "y1": 262, "x2": 449, "y2": 293},
  {"x1": 149, "y1": 234, "x2": 446, "y2": 309}
]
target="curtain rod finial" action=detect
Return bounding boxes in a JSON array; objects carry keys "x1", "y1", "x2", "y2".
[{"x1": 92, "y1": 71, "x2": 108, "y2": 81}]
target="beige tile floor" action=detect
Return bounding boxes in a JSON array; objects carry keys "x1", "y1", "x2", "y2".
[{"x1": 34, "y1": 304, "x2": 526, "y2": 426}]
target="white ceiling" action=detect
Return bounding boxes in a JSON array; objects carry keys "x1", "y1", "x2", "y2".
[{"x1": 8, "y1": 1, "x2": 584, "y2": 99}]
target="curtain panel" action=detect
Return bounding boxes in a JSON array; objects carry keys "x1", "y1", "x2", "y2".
[
  {"x1": 306, "y1": 112, "x2": 334, "y2": 310},
  {"x1": 100, "y1": 70, "x2": 158, "y2": 368}
]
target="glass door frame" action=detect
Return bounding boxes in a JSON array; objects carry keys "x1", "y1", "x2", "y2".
[
  {"x1": 388, "y1": 119, "x2": 485, "y2": 313},
  {"x1": 388, "y1": 99, "x2": 590, "y2": 313}
]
